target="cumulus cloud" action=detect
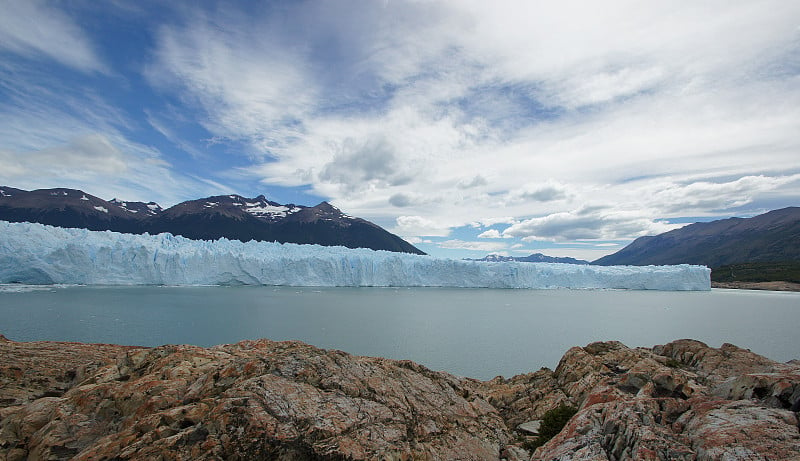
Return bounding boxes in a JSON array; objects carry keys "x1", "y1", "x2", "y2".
[
  {"x1": 506, "y1": 180, "x2": 572, "y2": 203},
  {"x1": 502, "y1": 206, "x2": 679, "y2": 242},
  {"x1": 648, "y1": 175, "x2": 800, "y2": 214},
  {"x1": 477, "y1": 229, "x2": 507, "y2": 239},
  {"x1": 437, "y1": 240, "x2": 509, "y2": 252},
  {"x1": 394, "y1": 216, "x2": 452, "y2": 237},
  {"x1": 388, "y1": 191, "x2": 441, "y2": 208},
  {"x1": 470, "y1": 217, "x2": 519, "y2": 228},
  {"x1": 389, "y1": 193, "x2": 414, "y2": 208},
  {"x1": 319, "y1": 137, "x2": 415, "y2": 194}
]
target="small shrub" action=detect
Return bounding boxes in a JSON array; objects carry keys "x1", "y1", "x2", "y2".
[
  {"x1": 523, "y1": 404, "x2": 578, "y2": 451},
  {"x1": 665, "y1": 358, "x2": 682, "y2": 368}
]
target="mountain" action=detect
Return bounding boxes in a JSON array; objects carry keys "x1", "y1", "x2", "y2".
[
  {"x1": 146, "y1": 194, "x2": 423, "y2": 254},
  {"x1": 0, "y1": 186, "x2": 154, "y2": 234},
  {"x1": 467, "y1": 253, "x2": 590, "y2": 265},
  {"x1": 0, "y1": 187, "x2": 423, "y2": 255},
  {"x1": 593, "y1": 207, "x2": 800, "y2": 267}
]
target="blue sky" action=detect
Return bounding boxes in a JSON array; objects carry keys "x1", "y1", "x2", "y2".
[{"x1": 1, "y1": 1, "x2": 799, "y2": 261}]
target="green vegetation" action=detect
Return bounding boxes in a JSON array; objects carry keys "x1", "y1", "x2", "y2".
[
  {"x1": 523, "y1": 404, "x2": 578, "y2": 451},
  {"x1": 665, "y1": 358, "x2": 685, "y2": 369},
  {"x1": 711, "y1": 262, "x2": 800, "y2": 283}
]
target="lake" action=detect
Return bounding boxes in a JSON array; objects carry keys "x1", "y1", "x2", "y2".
[{"x1": 1, "y1": 285, "x2": 798, "y2": 380}]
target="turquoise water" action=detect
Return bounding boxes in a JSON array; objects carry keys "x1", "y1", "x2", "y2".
[{"x1": 1, "y1": 285, "x2": 798, "y2": 380}]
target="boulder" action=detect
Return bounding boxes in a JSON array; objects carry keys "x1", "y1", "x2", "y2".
[
  {"x1": 517, "y1": 420, "x2": 541, "y2": 435},
  {"x1": 534, "y1": 339, "x2": 800, "y2": 460}
]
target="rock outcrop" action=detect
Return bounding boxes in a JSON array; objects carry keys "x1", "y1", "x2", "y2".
[
  {"x1": 529, "y1": 340, "x2": 800, "y2": 460},
  {"x1": 1, "y1": 335, "x2": 798, "y2": 460}
]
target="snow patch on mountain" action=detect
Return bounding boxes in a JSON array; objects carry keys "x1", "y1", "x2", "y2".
[{"x1": 243, "y1": 203, "x2": 298, "y2": 218}]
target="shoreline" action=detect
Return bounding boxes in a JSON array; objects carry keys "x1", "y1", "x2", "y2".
[{"x1": 711, "y1": 280, "x2": 800, "y2": 292}]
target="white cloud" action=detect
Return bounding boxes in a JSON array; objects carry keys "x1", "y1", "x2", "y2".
[
  {"x1": 0, "y1": 84, "x2": 234, "y2": 206},
  {"x1": 503, "y1": 206, "x2": 680, "y2": 242},
  {"x1": 647, "y1": 175, "x2": 800, "y2": 214},
  {"x1": 477, "y1": 229, "x2": 507, "y2": 239},
  {"x1": 0, "y1": 134, "x2": 128, "y2": 177},
  {"x1": 145, "y1": 1, "x2": 800, "y2": 249},
  {"x1": 505, "y1": 180, "x2": 572, "y2": 204},
  {"x1": 437, "y1": 240, "x2": 509, "y2": 252},
  {"x1": 0, "y1": 0, "x2": 796, "y2": 264},
  {"x1": 0, "y1": 0, "x2": 105, "y2": 72},
  {"x1": 148, "y1": 10, "x2": 317, "y2": 149},
  {"x1": 471, "y1": 217, "x2": 519, "y2": 228},
  {"x1": 403, "y1": 236, "x2": 433, "y2": 245},
  {"x1": 0, "y1": 133, "x2": 229, "y2": 206},
  {"x1": 388, "y1": 191, "x2": 442, "y2": 208},
  {"x1": 457, "y1": 175, "x2": 488, "y2": 189},
  {"x1": 394, "y1": 216, "x2": 452, "y2": 237},
  {"x1": 546, "y1": 65, "x2": 667, "y2": 109}
]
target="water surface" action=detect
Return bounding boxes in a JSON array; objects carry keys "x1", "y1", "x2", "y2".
[{"x1": 1, "y1": 285, "x2": 797, "y2": 380}]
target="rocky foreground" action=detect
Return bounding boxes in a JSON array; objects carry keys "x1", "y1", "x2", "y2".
[{"x1": 1, "y1": 335, "x2": 798, "y2": 460}]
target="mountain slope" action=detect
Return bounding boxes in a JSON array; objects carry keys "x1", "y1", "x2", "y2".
[
  {"x1": 0, "y1": 187, "x2": 424, "y2": 255},
  {"x1": 0, "y1": 187, "x2": 154, "y2": 234},
  {"x1": 593, "y1": 207, "x2": 800, "y2": 267}
]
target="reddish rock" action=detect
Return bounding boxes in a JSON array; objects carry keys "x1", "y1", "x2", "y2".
[
  {"x1": 1, "y1": 336, "x2": 798, "y2": 460},
  {"x1": 535, "y1": 340, "x2": 800, "y2": 460},
  {"x1": 1, "y1": 338, "x2": 507, "y2": 460}
]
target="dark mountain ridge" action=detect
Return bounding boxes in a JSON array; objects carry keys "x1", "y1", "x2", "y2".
[
  {"x1": 0, "y1": 186, "x2": 423, "y2": 255},
  {"x1": 593, "y1": 207, "x2": 800, "y2": 267}
]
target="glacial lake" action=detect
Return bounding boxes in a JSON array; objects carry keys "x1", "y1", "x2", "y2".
[{"x1": 1, "y1": 285, "x2": 798, "y2": 380}]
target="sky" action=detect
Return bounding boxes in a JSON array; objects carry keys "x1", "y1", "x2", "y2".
[{"x1": 1, "y1": 1, "x2": 799, "y2": 261}]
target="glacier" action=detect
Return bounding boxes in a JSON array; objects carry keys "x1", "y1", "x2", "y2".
[{"x1": 0, "y1": 221, "x2": 710, "y2": 290}]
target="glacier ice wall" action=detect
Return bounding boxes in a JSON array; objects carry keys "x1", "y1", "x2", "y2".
[{"x1": 0, "y1": 221, "x2": 710, "y2": 290}]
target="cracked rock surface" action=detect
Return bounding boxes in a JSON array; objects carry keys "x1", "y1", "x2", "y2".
[
  {"x1": 1, "y1": 335, "x2": 798, "y2": 460},
  {"x1": 530, "y1": 340, "x2": 800, "y2": 460}
]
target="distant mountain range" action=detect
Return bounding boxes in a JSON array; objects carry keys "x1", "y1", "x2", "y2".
[
  {"x1": 0, "y1": 186, "x2": 424, "y2": 255},
  {"x1": 467, "y1": 253, "x2": 590, "y2": 265},
  {"x1": 593, "y1": 207, "x2": 800, "y2": 267}
]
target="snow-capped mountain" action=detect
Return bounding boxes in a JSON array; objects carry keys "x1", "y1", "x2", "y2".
[
  {"x1": 0, "y1": 186, "x2": 153, "y2": 234},
  {"x1": 467, "y1": 253, "x2": 590, "y2": 265},
  {"x1": 109, "y1": 198, "x2": 163, "y2": 216},
  {"x1": 0, "y1": 187, "x2": 423, "y2": 254}
]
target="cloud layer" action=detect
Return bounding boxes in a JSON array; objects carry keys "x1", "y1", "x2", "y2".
[{"x1": 1, "y1": 1, "x2": 799, "y2": 258}]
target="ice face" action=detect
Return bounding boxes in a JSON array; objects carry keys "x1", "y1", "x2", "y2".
[{"x1": 0, "y1": 221, "x2": 711, "y2": 290}]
